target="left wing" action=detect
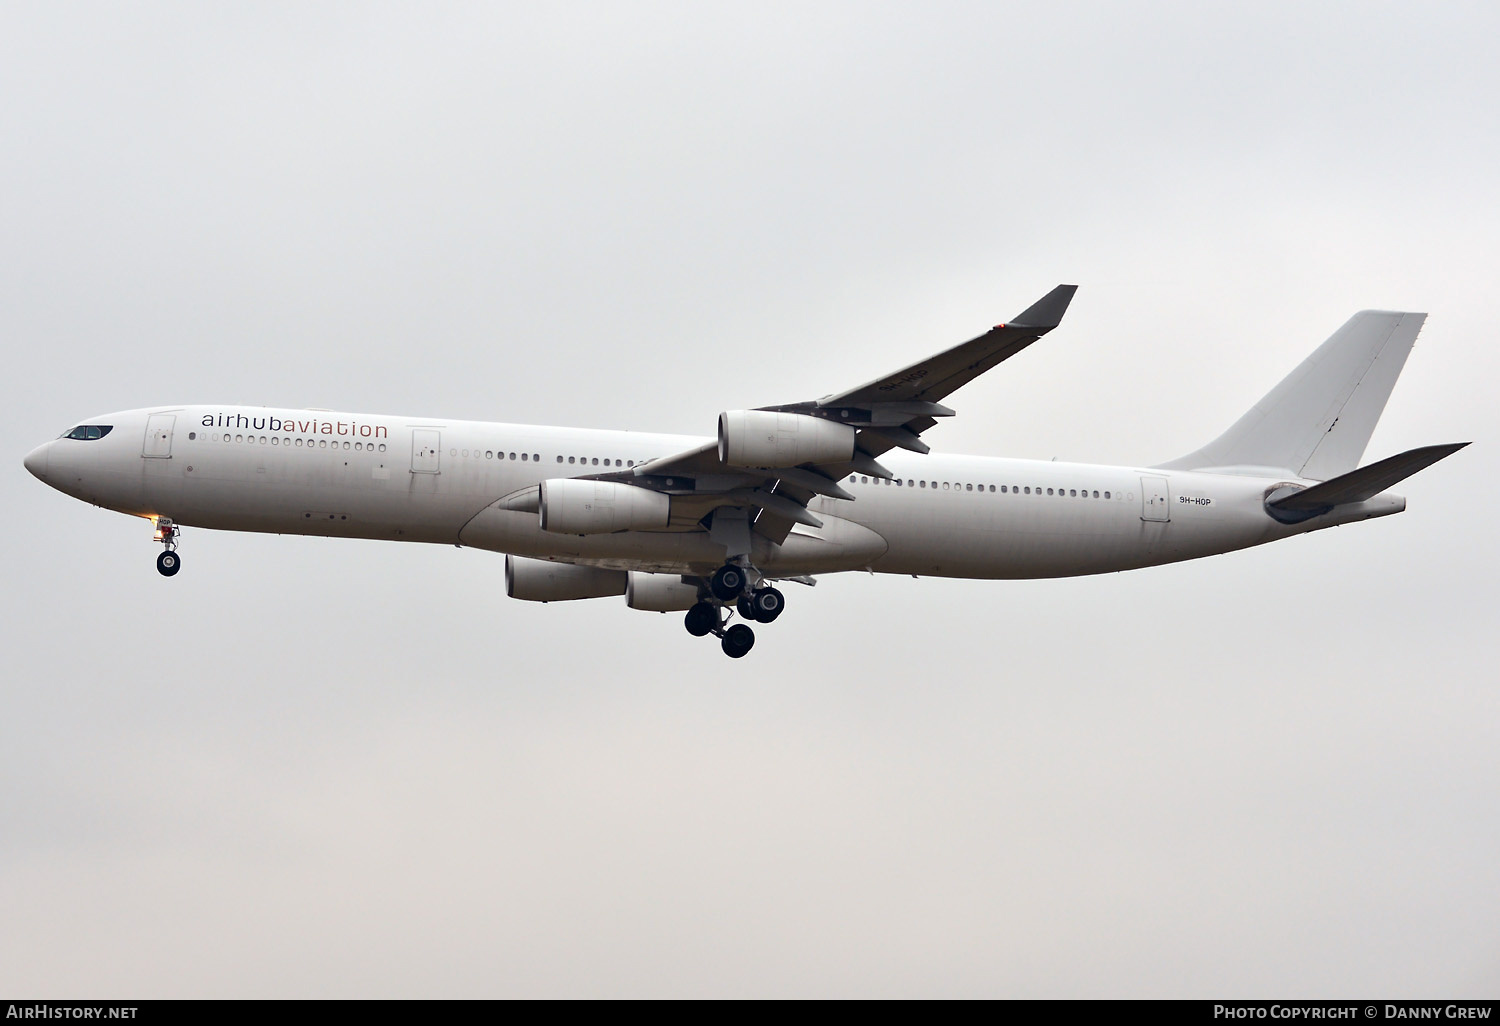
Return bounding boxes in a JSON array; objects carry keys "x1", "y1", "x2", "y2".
[
  {"x1": 814, "y1": 283, "x2": 1078, "y2": 410},
  {"x1": 591, "y1": 285, "x2": 1078, "y2": 549}
]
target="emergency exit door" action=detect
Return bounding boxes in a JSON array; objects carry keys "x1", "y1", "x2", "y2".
[{"x1": 142, "y1": 415, "x2": 175, "y2": 458}]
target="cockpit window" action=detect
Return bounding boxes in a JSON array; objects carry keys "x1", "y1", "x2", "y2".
[{"x1": 61, "y1": 425, "x2": 113, "y2": 440}]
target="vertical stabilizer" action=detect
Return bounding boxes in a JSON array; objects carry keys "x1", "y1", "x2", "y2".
[{"x1": 1158, "y1": 310, "x2": 1424, "y2": 480}]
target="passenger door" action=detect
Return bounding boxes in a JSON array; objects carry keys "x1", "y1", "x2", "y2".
[
  {"x1": 142, "y1": 414, "x2": 175, "y2": 458},
  {"x1": 411, "y1": 429, "x2": 441, "y2": 474},
  {"x1": 1140, "y1": 475, "x2": 1171, "y2": 522}
]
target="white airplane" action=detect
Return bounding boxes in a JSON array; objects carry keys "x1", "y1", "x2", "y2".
[{"x1": 24, "y1": 285, "x2": 1466, "y2": 658}]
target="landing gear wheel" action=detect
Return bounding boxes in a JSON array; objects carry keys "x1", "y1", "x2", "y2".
[
  {"x1": 156, "y1": 550, "x2": 181, "y2": 577},
  {"x1": 684, "y1": 602, "x2": 717, "y2": 637},
  {"x1": 710, "y1": 564, "x2": 746, "y2": 602},
  {"x1": 721, "y1": 623, "x2": 755, "y2": 658},
  {"x1": 737, "y1": 596, "x2": 757, "y2": 621},
  {"x1": 751, "y1": 587, "x2": 784, "y2": 623}
]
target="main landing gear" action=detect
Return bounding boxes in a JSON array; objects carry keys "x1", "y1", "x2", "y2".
[
  {"x1": 684, "y1": 563, "x2": 787, "y2": 658},
  {"x1": 153, "y1": 518, "x2": 181, "y2": 577}
]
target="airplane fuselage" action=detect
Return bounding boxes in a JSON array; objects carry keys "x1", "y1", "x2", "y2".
[{"x1": 24, "y1": 404, "x2": 1402, "y2": 581}]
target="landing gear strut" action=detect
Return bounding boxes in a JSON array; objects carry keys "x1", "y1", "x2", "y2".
[
  {"x1": 682, "y1": 564, "x2": 790, "y2": 658},
  {"x1": 153, "y1": 518, "x2": 181, "y2": 577}
]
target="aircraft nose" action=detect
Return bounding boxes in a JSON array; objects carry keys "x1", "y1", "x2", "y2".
[{"x1": 24, "y1": 442, "x2": 49, "y2": 481}]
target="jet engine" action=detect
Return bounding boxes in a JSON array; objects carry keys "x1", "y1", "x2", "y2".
[
  {"x1": 625, "y1": 572, "x2": 702, "y2": 612},
  {"x1": 717, "y1": 410, "x2": 856, "y2": 468},
  {"x1": 539, "y1": 479, "x2": 671, "y2": 535},
  {"x1": 505, "y1": 554, "x2": 627, "y2": 602}
]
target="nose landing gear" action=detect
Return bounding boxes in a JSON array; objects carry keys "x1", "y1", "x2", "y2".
[{"x1": 153, "y1": 518, "x2": 181, "y2": 577}]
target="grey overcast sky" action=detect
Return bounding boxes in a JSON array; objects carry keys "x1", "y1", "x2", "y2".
[{"x1": 2, "y1": 1, "x2": 1496, "y2": 998}]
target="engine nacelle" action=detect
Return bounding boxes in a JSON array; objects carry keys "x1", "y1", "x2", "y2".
[
  {"x1": 625, "y1": 572, "x2": 702, "y2": 612},
  {"x1": 717, "y1": 410, "x2": 856, "y2": 468},
  {"x1": 539, "y1": 478, "x2": 671, "y2": 535},
  {"x1": 505, "y1": 554, "x2": 627, "y2": 602}
]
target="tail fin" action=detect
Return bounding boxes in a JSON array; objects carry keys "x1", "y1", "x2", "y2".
[{"x1": 1158, "y1": 310, "x2": 1425, "y2": 480}]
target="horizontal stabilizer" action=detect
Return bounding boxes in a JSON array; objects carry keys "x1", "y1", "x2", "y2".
[{"x1": 1269, "y1": 443, "x2": 1469, "y2": 512}]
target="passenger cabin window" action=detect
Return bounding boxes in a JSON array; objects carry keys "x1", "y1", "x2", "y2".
[{"x1": 62, "y1": 425, "x2": 113, "y2": 440}]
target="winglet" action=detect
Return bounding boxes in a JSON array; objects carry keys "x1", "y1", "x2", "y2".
[{"x1": 1010, "y1": 284, "x2": 1078, "y2": 329}]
